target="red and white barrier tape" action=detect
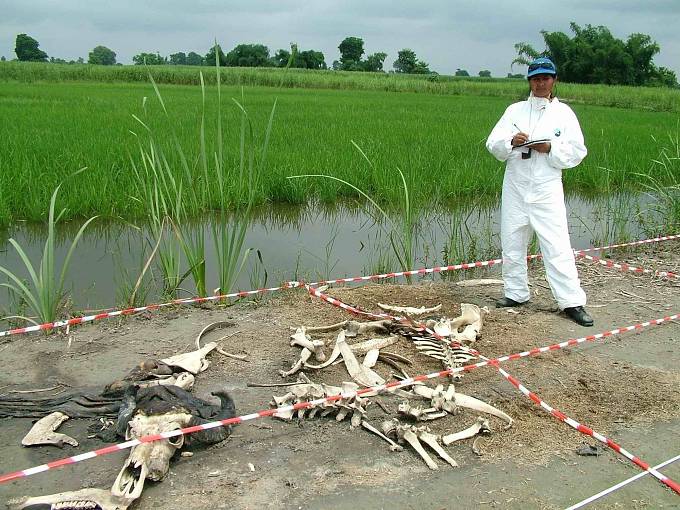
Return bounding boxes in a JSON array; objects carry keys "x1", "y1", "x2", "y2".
[
  {"x1": 0, "y1": 233, "x2": 677, "y2": 339},
  {"x1": 566, "y1": 453, "x2": 680, "y2": 509},
  {"x1": 308, "y1": 285, "x2": 680, "y2": 494},
  {"x1": 492, "y1": 361, "x2": 680, "y2": 495},
  {"x1": 0, "y1": 311, "x2": 676, "y2": 485},
  {"x1": 577, "y1": 252, "x2": 679, "y2": 279},
  {"x1": 0, "y1": 281, "x2": 304, "y2": 338}
]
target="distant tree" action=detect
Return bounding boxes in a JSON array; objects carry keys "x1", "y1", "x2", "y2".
[
  {"x1": 169, "y1": 52, "x2": 187, "y2": 65},
  {"x1": 77, "y1": 57, "x2": 84, "y2": 64},
  {"x1": 49, "y1": 57, "x2": 67, "y2": 64},
  {"x1": 393, "y1": 49, "x2": 431, "y2": 74},
  {"x1": 88, "y1": 46, "x2": 116, "y2": 65},
  {"x1": 15, "y1": 34, "x2": 48, "y2": 62},
  {"x1": 132, "y1": 52, "x2": 166, "y2": 65},
  {"x1": 300, "y1": 50, "x2": 327, "y2": 69},
  {"x1": 513, "y1": 22, "x2": 677, "y2": 87},
  {"x1": 363, "y1": 52, "x2": 387, "y2": 72},
  {"x1": 338, "y1": 36, "x2": 365, "y2": 70},
  {"x1": 478, "y1": 70, "x2": 492, "y2": 77},
  {"x1": 186, "y1": 51, "x2": 204, "y2": 66},
  {"x1": 205, "y1": 44, "x2": 227, "y2": 66},
  {"x1": 455, "y1": 69, "x2": 470, "y2": 77},
  {"x1": 507, "y1": 72, "x2": 524, "y2": 78},
  {"x1": 225, "y1": 44, "x2": 271, "y2": 67},
  {"x1": 1, "y1": 56, "x2": 6, "y2": 62}
]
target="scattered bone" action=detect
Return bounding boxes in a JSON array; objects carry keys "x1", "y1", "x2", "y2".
[
  {"x1": 294, "y1": 320, "x2": 349, "y2": 333},
  {"x1": 216, "y1": 346, "x2": 249, "y2": 361},
  {"x1": 279, "y1": 347, "x2": 313, "y2": 377},
  {"x1": 137, "y1": 372, "x2": 195, "y2": 391},
  {"x1": 194, "y1": 320, "x2": 236, "y2": 349},
  {"x1": 407, "y1": 383, "x2": 512, "y2": 428},
  {"x1": 455, "y1": 279, "x2": 504, "y2": 287},
  {"x1": 377, "y1": 303, "x2": 442, "y2": 315},
  {"x1": 303, "y1": 335, "x2": 399, "y2": 370},
  {"x1": 418, "y1": 430, "x2": 459, "y2": 467},
  {"x1": 361, "y1": 420, "x2": 403, "y2": 451},
  {"x1": 397, "y1": 402, "x2": 447, "y2": 421},
  {"x1": 345, "y1": 320, "x2": 392, "y2": 338},
  {"x1": 337, "y1": 331, "x2": 385, "y2": 387},
  {"x1": 22, "y1": 411, "x2": 78, "y2": 447},
  {"x1": 161, "y1": 342, "x2": 217, "y2": 374},
  {"x1": 290, "y1": 327, "x2": 326, "y2": 361},
  {"x1": 9, "y1": 488, "x2": 132, "y2": 510},
  {"x1": 271, "y1": 374, "x2": 371, "y2": 425},
  {"x1": 382, "y1": 420, "x2": 449, "y2": 470},
  {"x1": 442, "y1": 417, "x2": 491, "y2": 445},
  {"x1": 362, "y1": 348, "x2": 380, "y2": 368}
]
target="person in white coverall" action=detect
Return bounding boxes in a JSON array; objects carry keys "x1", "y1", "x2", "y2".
[{"x1": 485, "y1": 57, "x2": 593, "y2": 327}]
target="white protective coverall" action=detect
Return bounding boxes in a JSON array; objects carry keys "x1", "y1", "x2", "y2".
[{"x1": 486, "y1": 94, "x2": 588, "y2": 309}]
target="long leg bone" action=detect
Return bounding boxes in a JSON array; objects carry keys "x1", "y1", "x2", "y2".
[
  {"x1": 442, "y1": 417, "x2": 491, "y2": 445},
  {"x1": 361, "y1": 420, "x2": 403, "y2": 451},
  {"x1": 402, "y1": 428, "x2": 438, "y2": 470},
  {"x1": 419, "y1": 430, "x2": 459, "y2": 467},
  {"x1": 21, "y1": 411, "x2": 78, "y2": 447}
]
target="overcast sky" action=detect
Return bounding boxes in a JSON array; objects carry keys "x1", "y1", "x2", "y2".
[{"x1": 2, "y1": 1, "x2": 679, "y2": 76}]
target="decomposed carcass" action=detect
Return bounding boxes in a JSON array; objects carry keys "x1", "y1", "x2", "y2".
[{"x1": 112, "y1": 385, "x2": 236, "y2": 500}]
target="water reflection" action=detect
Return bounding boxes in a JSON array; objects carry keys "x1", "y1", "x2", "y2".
[{"x1": 0, "y1": 193, "x2": 657, "y2": 312}]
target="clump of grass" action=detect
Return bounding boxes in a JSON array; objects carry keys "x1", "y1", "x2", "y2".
[
  {"x1": 638, "y1": 131, "x2": 680, "y2": 235},
  {"x1": 289, "y1": 141, "x2": 420, "y2": 281},
  {"x1": 0, "y1": 181, "x2": 97, "y2": 326}
]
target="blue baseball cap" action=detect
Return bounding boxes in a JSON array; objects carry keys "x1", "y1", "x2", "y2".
[{"x1": 527, "y1": 57, "x2": 557, "y2": 78}]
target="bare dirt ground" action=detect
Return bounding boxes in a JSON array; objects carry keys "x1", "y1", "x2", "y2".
[{"x1": 1, "y1": 244, "x2": 679, "y2": 509}]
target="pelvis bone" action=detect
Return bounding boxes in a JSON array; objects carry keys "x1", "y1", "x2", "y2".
[
  {"x1": 112, "y1": 385, "x2": 235, "y2": 499},
  {"x1": 22, "y1": 411, "x2": 78, "y2": 448}
]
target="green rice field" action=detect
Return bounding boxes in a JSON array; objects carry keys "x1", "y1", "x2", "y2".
[{"x1": 1, "y1": 62, "x2": 679, "y2": 227}]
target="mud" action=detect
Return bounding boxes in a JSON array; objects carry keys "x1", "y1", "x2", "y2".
[{"x1": 1, "y1": 245, "x2": 679, "y2": 509}]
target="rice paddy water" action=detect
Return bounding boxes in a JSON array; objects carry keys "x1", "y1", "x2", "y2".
[{"x1": 0, "y1": 63, "x2": 678, "y2": 321}]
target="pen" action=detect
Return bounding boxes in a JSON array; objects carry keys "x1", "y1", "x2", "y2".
[{"x1": 513, "y1": 123, "x2": 522, "y2": 132}]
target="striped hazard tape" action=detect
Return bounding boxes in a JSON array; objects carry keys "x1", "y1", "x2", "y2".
[
  {"x1": 0, "y1": 311, "x2": 676, "y2": 485},
  {"x1": 577, "y1": 252, "x2": 679, "y2": 279},
  {"x1": 0, "y1": 234, "x2": 677, "y2": 339},
  {"x1": 492, "y1": 361, "x2": 680, "y2": 495}
]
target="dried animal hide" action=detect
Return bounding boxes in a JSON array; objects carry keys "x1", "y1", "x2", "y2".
[
  {"x1": 8, "y1": 487, "x2": 133, "y2": 510},
  {"x1": 22, "y1": 411, "x2": 78, "y2": 447},
  {"x1": 0, "y1": 388, "x2": 122, "y2": 419},
  {"x1": 112, "y1": 385, "x2": 236, "y2": 499}
]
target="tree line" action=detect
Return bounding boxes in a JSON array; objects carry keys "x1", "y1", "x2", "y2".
[
  {"x1": 8, "y1": 25, "x2": 679, "y2": 86},
  {"x1": 514, "y1": 23, "x2": 677, "y2": 87}
]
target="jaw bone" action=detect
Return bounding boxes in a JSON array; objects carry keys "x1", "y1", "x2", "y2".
[
  {"x1": 21, "y1": 411, "x2": 78, "y2": 448},
  {"x1": 112, "y1": 412, "x2": 192, "y2": 499},
  {"x1": 9, "y1": 488, "x2": 132, "y2": 510},
  {"x1": 442, "y1": 417, "x2": 491, "y2": 446}
]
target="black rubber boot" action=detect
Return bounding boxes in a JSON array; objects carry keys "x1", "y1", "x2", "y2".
[
  {"x1": 495, "y1": 297, "x2": 527, "y2": 308},
  {"x1": 564, "y1": 306, "x2": 594, "y2": 327}
]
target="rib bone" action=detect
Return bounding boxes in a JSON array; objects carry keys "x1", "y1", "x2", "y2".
[{"x1": 337, "y1": 330, "x2": 385, "y2": 387}]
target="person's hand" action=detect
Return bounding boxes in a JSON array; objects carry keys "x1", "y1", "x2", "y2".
[
  {"x1": 511, "y1": 132, "x2": 529, "y2": 146},
  {"x1": 530, "y1": 142, "x2": 551, "y2": 153}
]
